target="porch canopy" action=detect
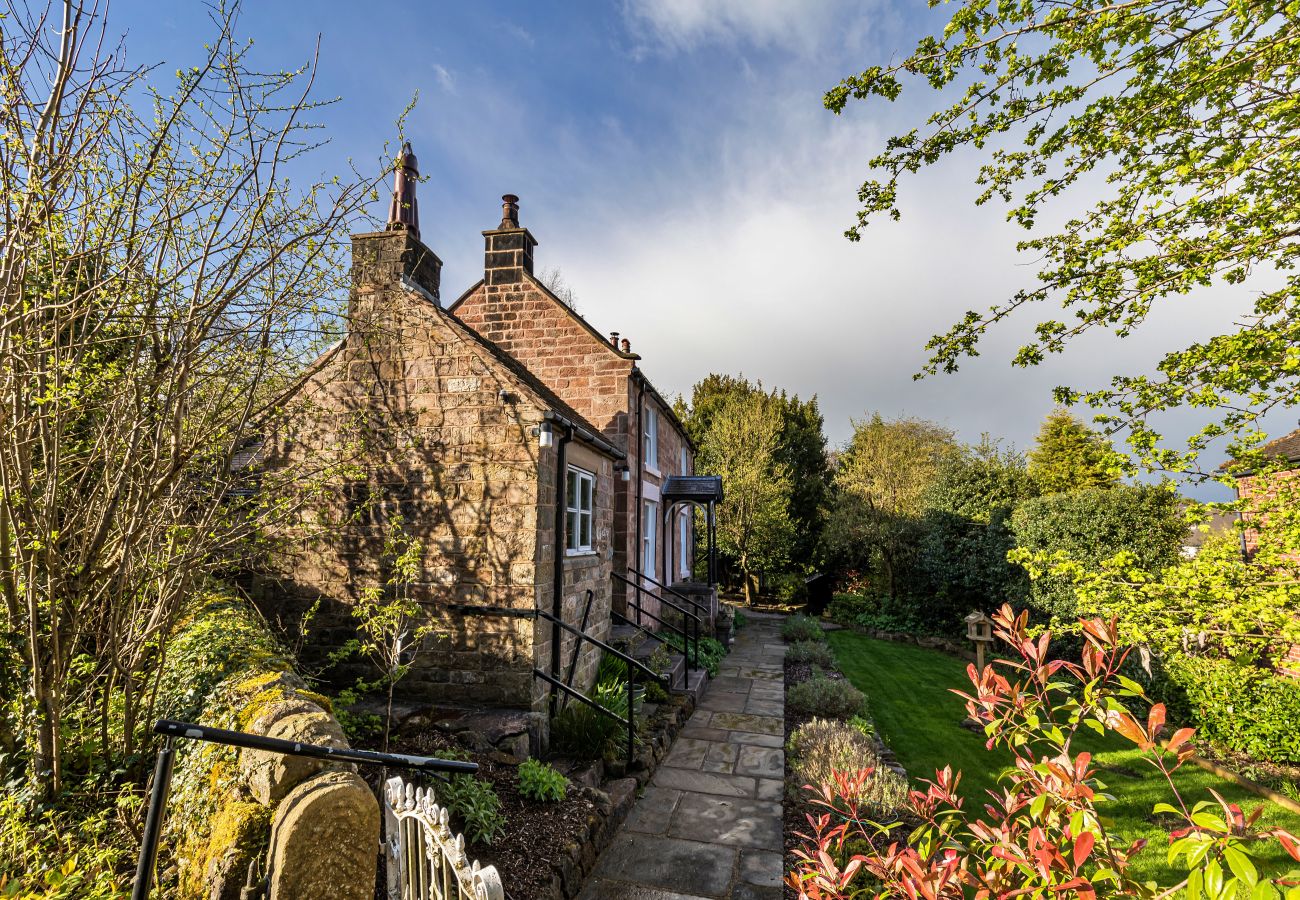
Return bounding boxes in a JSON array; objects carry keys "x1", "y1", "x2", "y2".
[{"x1": 661, "y1": 475, "x2": 723, "y2": 586}]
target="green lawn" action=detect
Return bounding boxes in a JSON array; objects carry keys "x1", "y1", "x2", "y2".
[{"x1": 826, "y1": 629, "x2": 1300, "y2": 886}]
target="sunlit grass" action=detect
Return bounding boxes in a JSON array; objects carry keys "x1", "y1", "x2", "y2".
[{"x1": 826, "y1": 630, "x2": 1300, "y2": 885}]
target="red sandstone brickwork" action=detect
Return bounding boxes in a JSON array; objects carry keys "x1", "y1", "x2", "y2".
[{"x1": 451, "y1": 266, "x2": 696, "y2": 623}]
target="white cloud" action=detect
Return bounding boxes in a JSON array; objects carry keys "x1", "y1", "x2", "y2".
[
  {"x1": 432, "y1": 63, "x2": 455, "y2": 93},
  {"x1": 621, "y1": 0, "x2": 866, "y2": 55}
]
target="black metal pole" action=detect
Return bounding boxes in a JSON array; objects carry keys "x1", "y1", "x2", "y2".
[
  {"x1": 132, "y1": 737, "x2": 175, "y2": 900},
  {"x1": 563, "y1": 589, "x2": 595, "y2": 701},
  {"x1": 626, "y1": 662, "x2": 636, "y2": 767},
  {"x1": 151, "y1": 720, "x2": 478, "y2": 775}
]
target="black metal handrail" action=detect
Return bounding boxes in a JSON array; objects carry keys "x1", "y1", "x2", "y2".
[
  {"x1": 133, "y1": 720, "x2": 475, "y2": 900},
  {"x1": 612, "y1": 571, "x2": 700, "y2": 680},
  {"x1": 532, "y1": 607, "x2": 668, "y2": 766},
  {"x1": 451, "y1": 595, "x2": 666, "y2": 767},
  {"x1": 628, "y1": 566, "x2": 710, "y2": 619}
]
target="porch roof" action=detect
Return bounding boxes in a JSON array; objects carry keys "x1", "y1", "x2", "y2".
[{"x1": 661, "y1": 475, "x2": 723, "y2": 505}]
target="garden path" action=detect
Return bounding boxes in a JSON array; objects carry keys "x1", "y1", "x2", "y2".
[{"x1": 577, "y1": 611, "x2": 787, "y2": 900}]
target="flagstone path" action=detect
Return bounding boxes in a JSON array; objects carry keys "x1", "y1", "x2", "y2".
[{"x1": 578, "y1": 611, "x2": 786, "y2": 900}]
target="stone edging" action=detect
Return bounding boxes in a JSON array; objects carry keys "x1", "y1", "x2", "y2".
[
  {"x1": 542, "y1": 692, "x2": 699, "y2": 898},
  {"x1": 848, "y1": 624, "x2": 979, "y2": 662}
]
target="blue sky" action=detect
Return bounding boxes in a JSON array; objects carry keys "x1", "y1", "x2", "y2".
[{"x1": 110, "y1": 1, "x2": 1290, "y2": 497}]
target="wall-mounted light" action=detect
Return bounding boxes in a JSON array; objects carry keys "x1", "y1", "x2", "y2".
[
  {"x1": 614, "y1": 462, "x2": 630, "y2": 482},
  {"x1": 537, "y1": 421, "x2": 554, "y2": 448}
]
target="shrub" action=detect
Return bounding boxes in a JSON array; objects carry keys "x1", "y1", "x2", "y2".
[
  {"x1": 786, "y1": 640, "x2": 836, "y2": 668},
  {"x1": 1010, "y1": 484, "x2": 1185, "y2": 620},
  {"x1": 786, "y1": 604, "x2": 1300, "y2": 898},
  {"x1": 782, "y1": 614, "x2": 825, "y2": 643},
  {"x1": 1158, "y1": 657, "x2": 1300, "y2": 764},
  {"x1": 788, "y1": 718, "x2": 907, "y2": 815},
  {"x1": 827, "y1": 592, "x2": 875, "y2": 624},
  {"x1": 734, "y1": 610, "x2": 748, "y2": 631},
  {"x1": 0, "y1": 784, "x2": 137, "y2": 899},
  {"x1": 550, "y1": 677, "x2": 637, "y2": 760},
  {"x1": 787, "y1": 671, "x2": 866, "y2": 719},
  {"x1": 517, "y1": 758, "x2": 568, "y2": 803},
  {"x1": 438, "y1": 775, "x2": 506, "y2": 846}
]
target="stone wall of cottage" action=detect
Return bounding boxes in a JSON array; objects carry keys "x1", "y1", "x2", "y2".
[
  {"x1": 534, "y1": 441, "x2": 618, "y2": 700},
  {"x1": 451, "y1": 224, "x2": 697, "y2": 622},
  {"x1": 260, "y1": 230, "x2": 566, "y2": 713}
]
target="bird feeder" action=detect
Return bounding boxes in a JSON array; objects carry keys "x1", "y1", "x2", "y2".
[{"x1": 964, "y1": 610, "x2": 996, "y2": 671}]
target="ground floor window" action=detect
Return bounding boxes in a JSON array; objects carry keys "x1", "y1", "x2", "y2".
[
  {"x1": 642, "y1": 499, "x2": 658, "y2": 575},
  {"x1": 566, "y1": 467, "x2": 594, "y2": 553}
]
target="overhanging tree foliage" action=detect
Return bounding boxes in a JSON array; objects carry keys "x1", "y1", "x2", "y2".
[
  {"x1": 828, "y1": 1, "x2": 1300, "y2": 472},
  {"x1": 0, "y1": 0, "x2": 382, "y2": 793}
]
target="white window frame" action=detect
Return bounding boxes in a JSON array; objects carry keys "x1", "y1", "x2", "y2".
[
  {"x1": 565, "y1": 466, "x2": 595, "y2": 555},
  {"x1": 678, "y1": 508, "x2": 691, "y2": 579},
  {"x1": 642, "y1": 499, "x2": 659, "y2": 575},
  {"x1": 643, "y1": 407, "x2": 659, "y2": 475}
]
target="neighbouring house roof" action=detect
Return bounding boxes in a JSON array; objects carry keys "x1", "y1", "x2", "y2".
[
  {"x1": 1182, "y1": 508, "x2": 1239, "y2": 549},
  {"x1": 1223, "y1": 426, "x2": 1300, "y2": 476},
  {"x1": 1259, "y1": 428, "x2": 1300, "y2": 464}
]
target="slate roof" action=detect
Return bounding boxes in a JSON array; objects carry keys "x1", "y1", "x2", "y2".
[
  {"x1": 1259, "y1": 428, "x2": 1300, "y2": 463},
  {"x1": 1223, "y1": 426, "x2": 1300, "y2": 475}
]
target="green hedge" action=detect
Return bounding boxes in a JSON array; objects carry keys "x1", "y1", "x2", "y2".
[{"x1": 1160, "y1": 657, "x2": 1300, "y2": 764}]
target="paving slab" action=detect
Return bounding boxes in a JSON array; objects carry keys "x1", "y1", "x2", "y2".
[
  {"x1": 738, "y1": 849, "x2": 783, "y2": 887},
  {"x1": 588, "y1": 833, "x2": 736, "y2": 896},
  {"x1": 668, "y1": 793, "x2": 783, "y2": 851},
  {"x1": 580, "y1": 616, "x2": 787, "y2": 899},
  {"x1": 625, "y1": 786, "x2": 682, "y2": 835}
]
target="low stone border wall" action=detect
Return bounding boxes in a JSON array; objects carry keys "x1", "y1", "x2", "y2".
[
  {"x1": 848, "y1": 624, "x2": 978, "y2": 663},
  {"x1": 154, "y1": 593, "x2": 378, "y2": 900},
  {"x1": 542, "y1": 690, "x2": 699, "y2": 898}
]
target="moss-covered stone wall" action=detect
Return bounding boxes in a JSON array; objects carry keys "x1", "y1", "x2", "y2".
[{"x1": 154, "y1": 590, "x2": 375, "y2": 900}]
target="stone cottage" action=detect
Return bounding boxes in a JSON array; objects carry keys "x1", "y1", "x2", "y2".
[
  {"x1": 449, "y1": 193, "x2": 703, "y2": 622},
  {"x1": 258, "y1": 146, "x2": 711, "y2": 742}
]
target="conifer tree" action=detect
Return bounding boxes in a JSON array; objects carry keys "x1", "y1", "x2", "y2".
[{"x1": 1028, "y1": 410, "x2": 1122, "y2": 495}]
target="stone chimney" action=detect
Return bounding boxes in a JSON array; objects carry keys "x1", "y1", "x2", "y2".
[
  {"x1": 347, "y1": 143, "x2": 442, "y2": 322},
  {"x1": 482, "y1": 194, "x2": 537, "y2": 286}
]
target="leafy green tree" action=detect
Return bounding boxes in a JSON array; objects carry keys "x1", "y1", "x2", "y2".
[
  {"x1": 1010, "y1": 484, "x2": 1187, "y2": 620},
  {"x1": 681, "y1": 374, "x2": 829, "y2": 574},
  {"x1": 918, "y1": 440, "x2": 1039, "y2": 624},
  {"x1": 824, "y1": 414, "x2": 956, "y2": 598},
  {"x1": 0, "y1": 1, "x2": 380, "y2": 794},
  {"x1": 1028, "y1": 409, "x2": 1123, "y2": 494},
  {"x1": 697, "y1": 391, "x2": 794, "y2": 604},
  {"x1": 827, "y1": 2, "x2": 1300, "y2": 471}
]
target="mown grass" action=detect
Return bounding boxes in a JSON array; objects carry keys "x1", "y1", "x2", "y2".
[{"x1": 826, "y1": 629, "x2": 1300, "y2": 886}]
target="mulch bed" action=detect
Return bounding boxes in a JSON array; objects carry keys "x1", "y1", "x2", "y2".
[
  {"x1": 366, "y1": 726, "x2": 597, "y2": 900},
  {"x1": 783, "y1": 656, "x2": 817, "y2": 900}
]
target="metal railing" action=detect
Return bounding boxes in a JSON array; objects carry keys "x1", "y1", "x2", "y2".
[
  {"x1": 533, "y1": 604, "x2": 667, "y2": 765},
  {"x1": 384, "y1": 776, "x2": 503, "y2": 900},
  {"x1": 133, "y1": 719, "x2": 477, "y2": 900},
  {"x1": 614, "y1": 569, "x2": 701, "y2": 682},
  {"x1": 448, "y1": 594, "x2": 669, "y2": 765},
  {"x1": 631, "y1": 566, "x2": 711, "y2": 621}
]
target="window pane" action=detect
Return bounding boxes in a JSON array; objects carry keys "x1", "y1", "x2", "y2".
[
  {"x1": 580, "y1": 511, "x2": 591, "y2": 547},
  {"x1": 566, "y1": 510, "x2": 578, "y2": 550},
  {"x1": 580, "y1": 476, "x2": 592, "y2": 512},
  {"x1": 566, "y1": 470, "x2": 578, "y2": 509}
]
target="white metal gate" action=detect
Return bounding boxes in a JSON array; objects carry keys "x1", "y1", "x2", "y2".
[{"x1": 383, "y1": 777, "x2": 505, "y2": 900}]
